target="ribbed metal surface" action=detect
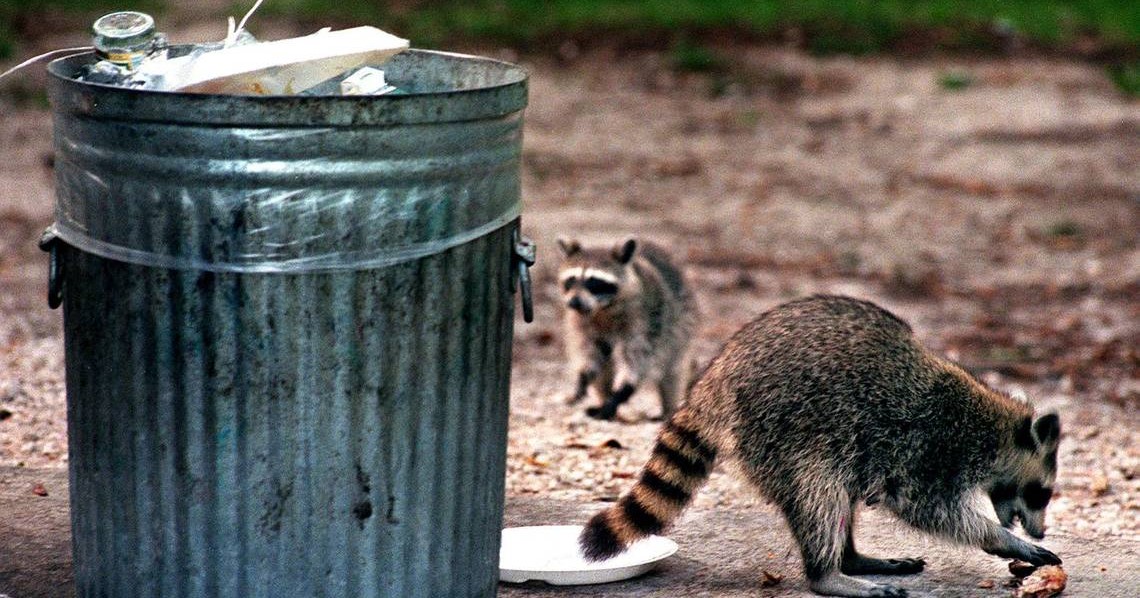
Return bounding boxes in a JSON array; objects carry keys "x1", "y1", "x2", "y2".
[{"x1": 48, "y1": 50, "x2": 525, "y2": 597}]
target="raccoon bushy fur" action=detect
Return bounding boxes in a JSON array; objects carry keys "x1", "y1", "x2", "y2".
[
  {"x1": 580, "y1": 295, "x2": 1062, "y2": 598},
  {"x1": 556, "y1": 237, "x2": 698, "y2": 420}
]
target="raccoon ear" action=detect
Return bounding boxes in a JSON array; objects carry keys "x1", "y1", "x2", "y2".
[
  {"x1": 612, "y1": 238, "x2": 637, "y2": 264},
  {"x1": 1013, "y1": 416, "x2": 1036, "y2": 451},
  {"x1": 557, "y1": 237, "x2": 581, "y2": 256},
  {"x1": 1032, "y1": 413, "x2": 1061, "y2": 450}
]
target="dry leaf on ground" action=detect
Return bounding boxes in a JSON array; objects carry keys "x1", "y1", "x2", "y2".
[{"x1": 760, "y1": 570, "x2": 784, "y2": 587}]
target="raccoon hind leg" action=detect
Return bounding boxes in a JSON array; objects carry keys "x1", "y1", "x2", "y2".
[
  {"x1": 655, "y1": 364, "x2": 686, "y2": 421},
  {"x1": 564, "y1": 369, "x2": 592, "y2": 405},
  {"x1": 775, "y1": 484, "x2": 908, "y2": 597},
  {"x1": 841, "y1": 504, "x2": 926, "y2": 576}
]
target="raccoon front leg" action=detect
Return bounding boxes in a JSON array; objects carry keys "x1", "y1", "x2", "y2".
[
  {"x1": 565, "y1": 338, "x2": 612, "y2": 405},
  {"x1": 980, "y1": 527, "x2": 1062, "y2": 566},
  {"x1": 568, "y1": 364, "x2": 613, "y2": 406},
  {"x1": 841, "y1": 507, "x2": 926, "y2": 576},
  {"x1": 585, "y1": 379, "x2": 635, "y2": 420},
  {"x1": 586, "y1": 341, "x2": 648, "y2": 420},
  {"x1": 892, "y1": 497, "x2": 1061, "y2": 567}
]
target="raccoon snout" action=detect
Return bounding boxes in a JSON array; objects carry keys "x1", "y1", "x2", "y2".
[
  {"x1": 1023, "y1": 515, "x2": 1047, "y2": 540},
  {"x1": 567, "y1": 296, "x2": 591, "y2": 314},
  {"x1": 1007, "y1": 508, "x2": 1047, "y2": 539}
]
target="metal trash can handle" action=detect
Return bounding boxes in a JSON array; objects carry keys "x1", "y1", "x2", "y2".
[
  {"x1": 512, "y1": 228, "x2": 535, "y2": 323},
  {"x1": 38, "y1": 226, "x2": 64, "y2": 309}
]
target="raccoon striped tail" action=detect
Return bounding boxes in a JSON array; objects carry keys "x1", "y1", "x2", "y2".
[{"x1": 579, "y1": 411, "x2": 718, "y2": 561}]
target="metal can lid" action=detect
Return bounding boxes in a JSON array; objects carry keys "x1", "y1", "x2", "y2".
[{"x1": 92, "y1": 11, "x2": 155, "y2": 51}]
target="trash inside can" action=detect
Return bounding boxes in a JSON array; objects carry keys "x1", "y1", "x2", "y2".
[{"x1": 44, "y1": 48, "x2": 530, "y2": 597}]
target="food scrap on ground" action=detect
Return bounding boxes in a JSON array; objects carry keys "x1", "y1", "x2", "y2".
[{"x1": 1014, "y1": 565, "x2": 1067, "y2": 598}]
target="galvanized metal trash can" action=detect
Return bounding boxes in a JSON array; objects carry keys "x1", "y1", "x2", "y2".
[{"x1": 44, "y1": 49, "x2": 531, "y2": 598}]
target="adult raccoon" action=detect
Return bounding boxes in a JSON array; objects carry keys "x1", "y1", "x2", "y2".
[{"x1": 580, "y1": 295, "x2": 1061, "y2": 597}]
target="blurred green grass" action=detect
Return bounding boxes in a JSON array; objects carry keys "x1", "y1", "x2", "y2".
[
  {"x1": 2, "y1": 1, "x2": 1137, "y2": 62},
  {"x1": 1107, "y1": 62, "x2": 1140, "y2": 96},
  {"x1": 267, "y1": 0, "x2": 1137, "y2": 55}
]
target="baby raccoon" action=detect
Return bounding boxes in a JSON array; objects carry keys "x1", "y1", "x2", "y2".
[
  {"x1": 556, "y1": 237, "x2": 698, "y2": 421},
  {"x1": 580, "y1": 295, "x2": 1062, "y2": 597}
]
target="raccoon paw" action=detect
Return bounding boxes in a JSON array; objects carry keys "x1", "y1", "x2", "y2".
[
  {"x1": 868, "y1": 584, "x2": 907, "y2": 597},
  {"x1": 1021, "y1": 544, "x2": 1062, "y2": 567},
  {"x1": 985, "y1": 533, "x2": 1062, "y2": 566},
  {"x1": 810, "y1": 573, "x2": 907, "y2": 597},
  {"x1": 586, "y1": 405, "x2": 618, "y2": 420},
  {"x1": 883, "y1": 558, "x2": 925, "y2": 574}
]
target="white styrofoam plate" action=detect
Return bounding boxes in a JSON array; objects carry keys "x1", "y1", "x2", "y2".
[{"x1": 499, "y1": 525, "x2": 678, "y2": 585}]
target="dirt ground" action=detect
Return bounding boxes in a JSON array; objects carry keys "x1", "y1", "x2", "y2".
[
  {"x1": 500, "y1": 46, "x2": 1140, "y2": 546},
  {"x1": 1, "y1": 25, "x2": 1138, "y2": 568}
]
